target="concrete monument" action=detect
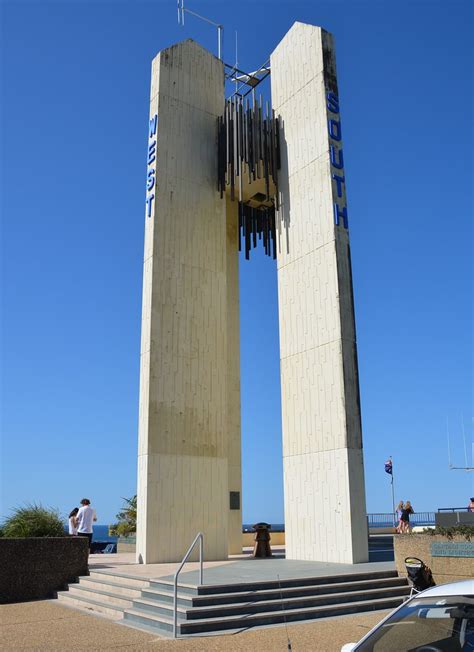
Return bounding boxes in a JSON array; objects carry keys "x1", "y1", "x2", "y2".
[{"x1": 137, "y1": 22, "x2": 368, "y2": 565}]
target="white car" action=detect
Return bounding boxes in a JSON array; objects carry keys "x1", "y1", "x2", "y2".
[{"x1": 341, "y1": 579, "x2": 474, "y2": 651}]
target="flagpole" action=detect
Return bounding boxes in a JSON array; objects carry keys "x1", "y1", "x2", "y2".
[{"x1": 390, "y1": 456, "x2": 396, "y2": 526}]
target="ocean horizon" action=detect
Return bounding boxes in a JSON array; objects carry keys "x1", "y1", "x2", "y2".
[
  {"x1": 74, "y1": 517, "x2": 433, "y2": 543},
  {"x1": 63, "y1": 524, "x2": 117, "y2": 542},
  {"x1": 74, "y1": 524, "x2": 288, "y2": 543}
]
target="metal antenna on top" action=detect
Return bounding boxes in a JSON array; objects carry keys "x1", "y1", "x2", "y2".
[
  {"x1": 447, "y1": 416, "x2": 452, "y2": 469},
  {"x1": 177, "y1": 0, "x2": 223, "y2": 60},
  {"x1": 447, "y1": 415, "x2": 474, "y2": 471},
  {"x1": 234, "y1": 31, "x2": 238, "y2": 95},
  {"x1": 462, "y1": 414, "x2": 469, "y2": 469}
]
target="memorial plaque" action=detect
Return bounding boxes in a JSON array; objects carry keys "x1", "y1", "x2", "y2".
[
  {"x1": 229, "y1": 492, "x2": 240, "y2": 510},
  {"x1": 431, "y1": 542, "x2": 474, "y2": 558}
]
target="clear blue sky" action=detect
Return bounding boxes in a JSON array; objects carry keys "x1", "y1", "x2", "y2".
[{"x1": 1, "y1": 0, "x2": 472, "y2": 525}]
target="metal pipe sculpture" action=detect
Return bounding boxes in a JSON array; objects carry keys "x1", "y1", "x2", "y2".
[{"x1": 217, "y1": 95, "x2": 280, "y2": 259}]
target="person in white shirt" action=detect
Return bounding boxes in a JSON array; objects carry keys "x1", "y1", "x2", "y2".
[
  {"x1": 68, "y1": 507, "x2": 79, "y2": 535},
  {"x1": 76, "y1": 498, "x2": 97, "y2": 551}
]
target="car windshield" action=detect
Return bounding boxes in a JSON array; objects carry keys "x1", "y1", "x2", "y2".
[{"x1": 356, "y1": 595, "x2": 474, "y2": 651}]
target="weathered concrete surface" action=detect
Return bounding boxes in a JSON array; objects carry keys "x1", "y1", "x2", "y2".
[
  {"x1": 0, "y1": 537, "x2": 88, "y2": 604},
  {"x1": 0, "y1": 599, "x2": 388, "y2": 651},
  {"x1": 271, "y1": 21, "x2": 368, "y2": 564},
  {"x1": 225, "y1": 197, "x2": 242, "y2": 555},
  {"x1": 394, "y1": 534, "x2": 474, "y2": 584},
  {"x1": 136, "y1": 39, "x2": 240, "y2": 564}
]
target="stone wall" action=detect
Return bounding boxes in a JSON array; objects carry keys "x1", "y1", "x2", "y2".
[
  {"x1": 0, "y1": 537, "x2": 89, "y2": 603},
  {"x1": 394, "y1": 534, "x2": 474, "y2": 584}
]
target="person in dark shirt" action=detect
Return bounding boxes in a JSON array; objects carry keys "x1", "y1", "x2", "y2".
[{"x1": 400, "y1": 501, "x2": 414, "y2": 533}]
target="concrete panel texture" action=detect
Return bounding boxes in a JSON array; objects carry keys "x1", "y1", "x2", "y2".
[
  {"x1": 137, "y1": 40, "x2": 240, "y2": 563},
  {"x1": 271, "y1": 22, "x2": 368, "y2": 563}
]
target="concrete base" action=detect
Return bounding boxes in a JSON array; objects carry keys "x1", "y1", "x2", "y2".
[{"x1": 85, "y1": 538, "x2": 394, "y2": 586}]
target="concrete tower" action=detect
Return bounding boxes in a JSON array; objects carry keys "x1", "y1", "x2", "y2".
[
  {"x1": 271, "y1": 23, "x2": 368, "y2": 563},
  {"x1": 136, "y1": 40, "x2": 242, "y2": 563}
]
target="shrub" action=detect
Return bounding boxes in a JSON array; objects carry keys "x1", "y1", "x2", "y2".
[
  {"x1": 1, "y1": 504, "x2": 65, "y2": 538},
  {"x1": 423, "y1": 525, "x2": 474, "y2": 541},
  {"x1": 109, "y1": 495, "x2": 136, "y2": 537}
]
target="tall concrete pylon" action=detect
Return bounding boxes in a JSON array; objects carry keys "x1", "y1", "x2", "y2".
[
  {"x1": 271, "y1": 22, "x2": 368, "y2": 563},
  {"x1": 136, "y1": 40, "x2": 242, "y2": 563}
]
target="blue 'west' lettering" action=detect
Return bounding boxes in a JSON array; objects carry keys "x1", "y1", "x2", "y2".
[
  {"x1": 147, "y1": 141, "x2": 156, "y2": 166},
  {"x1": 147, "y1": 168, "x2": 155, "y2": 192},
  {"x1": 145, "y1": 113, "x2": 158, "y2": 218},
  {"x1": 149, "y1": 115, "x2": 157, "y2": 139}
]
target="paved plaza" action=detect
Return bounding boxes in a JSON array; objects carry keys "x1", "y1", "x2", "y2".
[
  {"x1": 0, "y1": 599, "x2": 387, "y2": 651},
  {"x1": 0, "y1": 540, "x2": 396, "y2": 649}
]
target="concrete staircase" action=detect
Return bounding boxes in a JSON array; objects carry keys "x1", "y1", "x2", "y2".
[
  {"x1": 57, "y1": 571, "x2": 150, "y2": 620},
  {"x1": 59, "y1": 569, "x2": 410, "y2": 635}
]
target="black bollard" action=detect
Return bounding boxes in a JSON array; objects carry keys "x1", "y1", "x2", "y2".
[{"x1": 252, "y1": 522, "x2": 272, "y2": 558}]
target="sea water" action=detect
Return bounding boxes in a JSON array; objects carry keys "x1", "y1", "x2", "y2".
[
  {"x1": 92, "y1": 524, "x2": 117, "y2": 542},
  {"x1": 63, "y1": 524, "x2": 117, "y2": 542},
  {"x1": 64, "y1": 525, "x2": 285, "y2": 540}
]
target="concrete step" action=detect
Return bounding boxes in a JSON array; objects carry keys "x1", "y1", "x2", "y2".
[
  {"x1": 142, "y1": 575, "x2": 408, "y2": 607},
  {"x1": 67, "y1": 585, "x2": 134, "y2": 609},
  {"x1": 88, "y1": 570, "x2": 150, "y2": 589},
  {"x1": 57, "y1": 591, "x2": 125, "y2": 620},
  {"x1": 132, "y1": 584, "x2": 410, "y2": 621},
  {"x1": 140, "y1": 589, "x2": 194, "y2": 608},
  {"x1": 77, "y1": 577, "x2": 143, "y2": 599},
  {"x1": 149, "y1": 580, "x2": 199, "y2": 597},
  {"x1": 123, "y1": 610, "x2": 175, "y2": 635},
  {"x1": 150, "y1": 569, "x2": 400, "y2": 596},
  {"x1": 124, "y1": 594, "x2": 407, "y2": 635}
]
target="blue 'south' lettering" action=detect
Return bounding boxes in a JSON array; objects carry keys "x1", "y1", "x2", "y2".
[{"x1": 327, "y1": 92, "x2": 348, "y2": 228}]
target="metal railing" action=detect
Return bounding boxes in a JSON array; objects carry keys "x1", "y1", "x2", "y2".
[
  {"x1": 367, "y1": 512, "x2": 435, "y2": 527},
  {"x1": 173, "y1": 532, "x2": 204, "y2": 638},
  {"x1": 437, "y1": 507, "x2": 473, "y2": 512}
]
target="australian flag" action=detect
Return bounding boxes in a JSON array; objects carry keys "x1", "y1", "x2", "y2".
[{"x1": 385, "y1": 458, "x2": 393, "y2": 475}]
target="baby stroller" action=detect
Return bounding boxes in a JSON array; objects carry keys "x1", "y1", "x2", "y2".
[{"x1": 405, "y1": 557, "x2": 436, "y2": 597}]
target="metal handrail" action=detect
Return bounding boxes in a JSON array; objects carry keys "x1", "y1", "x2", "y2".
[
  {"x1": 437, "y1": 507, "x2": 472, "y2": 512},
  {"x1": 173, "y1": 532, "x2": 204, "y2": 638}
]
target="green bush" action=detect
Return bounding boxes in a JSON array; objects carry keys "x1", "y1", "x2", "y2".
[
  {"x1": 1, "y1": 504, "x2": 65, "y2": 538},
  {"x1": 109, "y1": 495, "x2": 136, "y2": 537},
  {"x1": 423, "y1": 525, "x2": 474, "y2": 541}
]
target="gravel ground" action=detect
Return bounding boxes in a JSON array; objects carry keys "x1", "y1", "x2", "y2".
[{"x1": 0, "y1": 600, "x2": 388, "y2": 651}]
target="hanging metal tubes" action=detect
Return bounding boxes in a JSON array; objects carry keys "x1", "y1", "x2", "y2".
[{"x1": 217, "y1": 95, "x2": 280, "y2": 259}]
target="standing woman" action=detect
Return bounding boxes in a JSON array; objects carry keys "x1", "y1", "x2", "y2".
[
  {"x1": 401, "y1": 501, "x2": 414, "y2": 533},
  {"x1": 395, "y1": 501, "x2": 404, "y2": 533},
  {"x1": 68, "y1": 507, "x2": 79, "y2": 535}
]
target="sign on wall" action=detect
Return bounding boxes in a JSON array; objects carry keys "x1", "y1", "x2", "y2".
[{"x1": 431, "y1": 542, "x2": 474, "y2": 558}]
